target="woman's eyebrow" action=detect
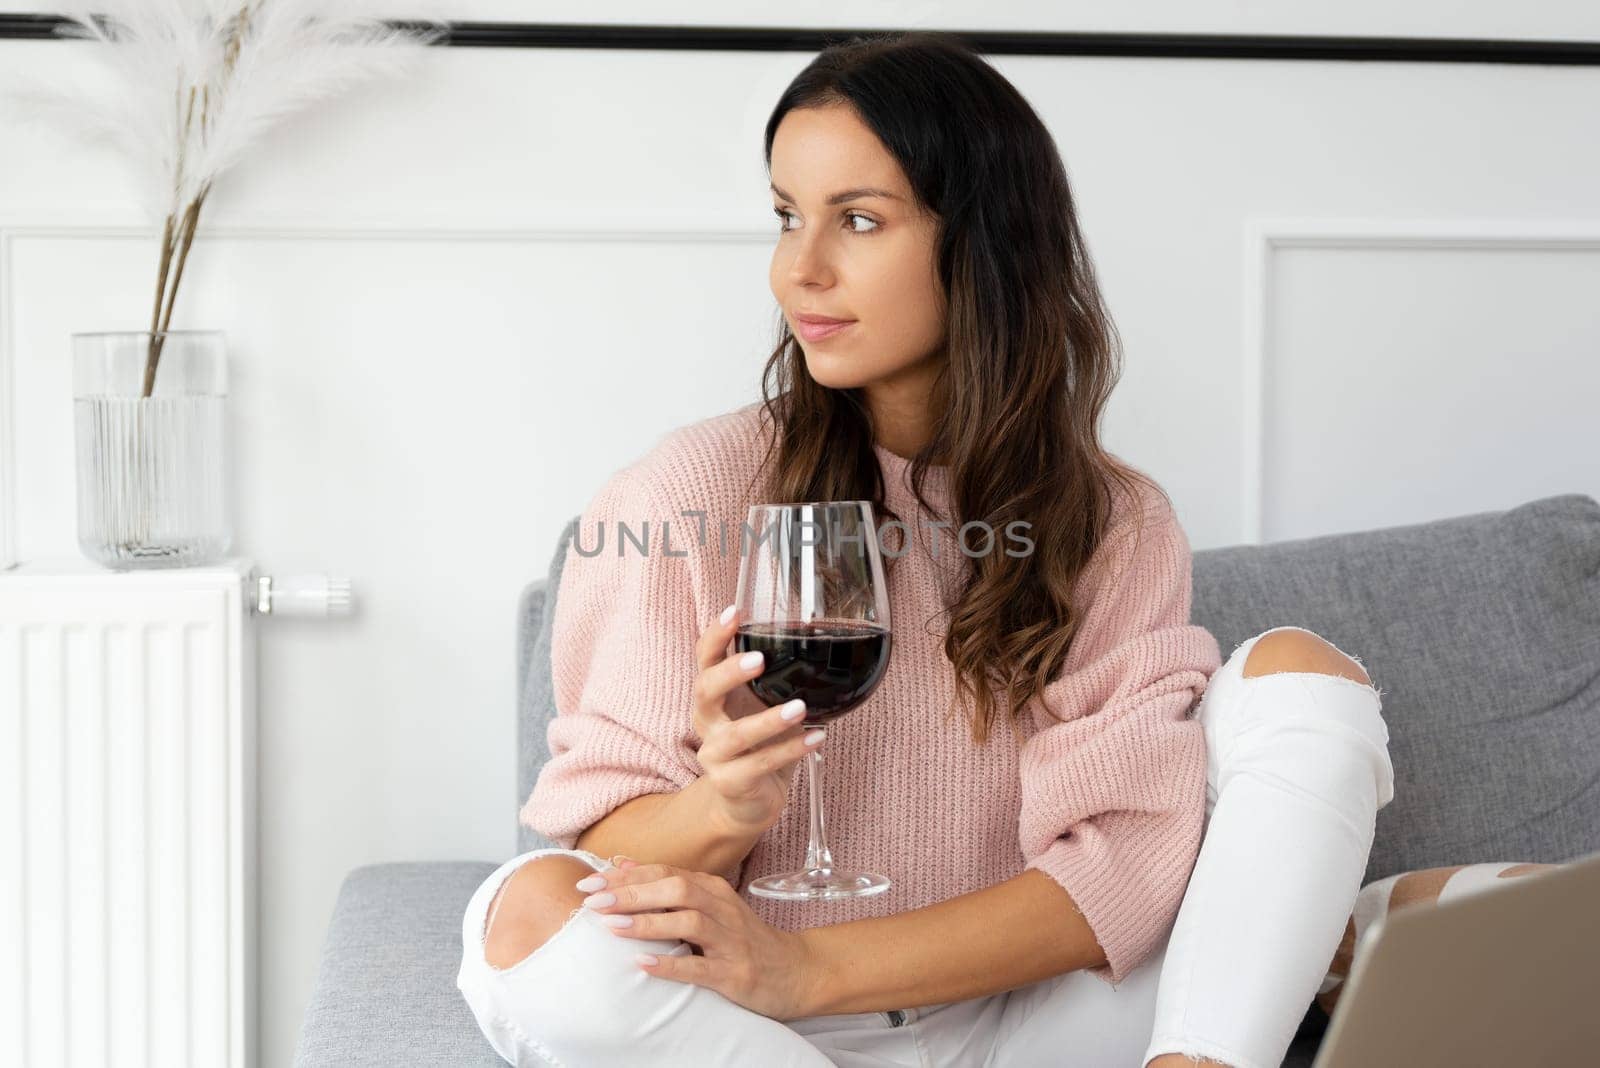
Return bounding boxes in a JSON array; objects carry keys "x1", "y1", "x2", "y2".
[{"x1": 770, "y1": 183, "x2": 901, "y2": 205}]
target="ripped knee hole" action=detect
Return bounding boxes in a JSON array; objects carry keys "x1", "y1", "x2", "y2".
[{"x1": 483, "y1": 855, "x2": 597, "y2": 971}]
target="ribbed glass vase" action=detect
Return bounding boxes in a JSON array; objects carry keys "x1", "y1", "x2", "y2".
[{"x1": 72, "y1": 331, "x2": 232, "y2": 570}]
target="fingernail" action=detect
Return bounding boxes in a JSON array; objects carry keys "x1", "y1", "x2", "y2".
[
  {"x1": 720, "y1": 604, "x2": 737, "y2": 625},
  {"x1": 804, "y1": 729, "x2": 825, "y2": 746},
  {"x1": 600, "y1": 913, "x2": 633, "y2": 927},
  {"x1": 574, "y1": 874, "x2": 606, "y2": 892},
  {"x1": 740, "y1": 650, "x2": 764, "y2": 671},
  {"x1": 780, "y1": 699, "x2": 806, "y2": 720},
  {"x1": 582, "y1": 891, "x2": 616, "y2": 909}
]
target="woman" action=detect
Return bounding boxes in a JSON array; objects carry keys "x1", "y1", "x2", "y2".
[{"x1": 456, "y1": 32, "x2": 1555, "y2": 1067}]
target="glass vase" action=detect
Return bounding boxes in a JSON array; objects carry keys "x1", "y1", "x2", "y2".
[{"x1": 72, "y1": 330, "x2": 232, "y2": 570}]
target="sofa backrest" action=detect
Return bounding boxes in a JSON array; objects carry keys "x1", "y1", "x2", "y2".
[
  {"x1": 1189, "y1": 493, "x2": 1600, "y2": 883},
  {"x1": 517, "y1": 494, "x2": 1600, "y2": 877},
  {"x1": 516, "y1": 517, "x2": 578, "y2": 854}
]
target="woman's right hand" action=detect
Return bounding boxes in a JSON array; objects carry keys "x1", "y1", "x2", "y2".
[{"x1": 690, "y1": 604, "x2": 824, "y2": 836}]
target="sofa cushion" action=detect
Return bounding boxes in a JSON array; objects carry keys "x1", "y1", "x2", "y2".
[
  {"x1": 294, "y1": 862, "x2": 502, "y2": 1068},
  {"x1": 1191, "y1": 492, "x2": 1600, "y2": 884}
]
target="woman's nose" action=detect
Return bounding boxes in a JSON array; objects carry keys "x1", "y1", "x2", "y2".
[{"x1": 787, "y1": 236, "x2": 835, "y2": 286}]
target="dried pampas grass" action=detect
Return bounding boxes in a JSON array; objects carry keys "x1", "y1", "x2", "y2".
[{"x1": 16, "y1": 1, "x2": 450, "y2": 394}]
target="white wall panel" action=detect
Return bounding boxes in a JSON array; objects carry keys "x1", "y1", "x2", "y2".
[{"x1": 1251, "y1": 223, "x2": 1600, "y2": 543}]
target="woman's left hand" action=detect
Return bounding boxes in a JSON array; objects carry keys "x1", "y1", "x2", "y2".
[{"x1": 580, "y1": 857, "x2": 822, "y2": 1020}]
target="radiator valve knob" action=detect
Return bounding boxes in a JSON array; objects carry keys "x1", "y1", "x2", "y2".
[{"x1": 255, "y1": 573, "x2": 354, "y2": 617}]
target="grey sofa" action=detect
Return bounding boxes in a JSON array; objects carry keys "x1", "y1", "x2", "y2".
[{"x1": 295, "y1": 492, "x2": 1600, "y2": 1067}]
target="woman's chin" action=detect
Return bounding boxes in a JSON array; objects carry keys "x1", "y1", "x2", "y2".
[{"x1": 801, "y1": 349, "x2": 873, "y2": 390}]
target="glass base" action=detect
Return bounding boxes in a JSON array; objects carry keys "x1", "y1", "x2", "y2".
[
  {"x1": 82, "y1": 536, "x2": 230, "y2": 571},
  {"x1": 746, "y1": 868, "x2": 892, "y2": 901}
]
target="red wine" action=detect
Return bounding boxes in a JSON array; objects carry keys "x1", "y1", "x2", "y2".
[{"x1": 735, "y1": 620, "x2": 891, "y2": 727}]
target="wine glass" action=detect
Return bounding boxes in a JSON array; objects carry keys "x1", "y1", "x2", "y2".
[{"x1": 734, "y1": 501, "x2": 894, "y2": 900}]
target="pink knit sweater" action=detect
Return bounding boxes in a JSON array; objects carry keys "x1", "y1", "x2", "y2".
[{"x1": 520, "y1": 401, "x2": 1222, "y2": 986}]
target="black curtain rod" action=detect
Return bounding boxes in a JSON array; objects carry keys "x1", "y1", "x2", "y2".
[{"x1": 1, "y1": 15, "x2": 1596, "y2": 65}]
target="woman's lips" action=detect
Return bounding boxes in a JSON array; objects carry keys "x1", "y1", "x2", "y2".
[{"x1": 795, "y1": 318, "x2": 856, "y2": 341}]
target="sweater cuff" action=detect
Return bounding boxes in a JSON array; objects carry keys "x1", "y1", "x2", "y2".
[{"x1": 1023, "y1": 809, "x2": 1200, "y2": 986}]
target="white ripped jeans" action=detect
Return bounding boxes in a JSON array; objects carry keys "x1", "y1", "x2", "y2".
[{"x1": 457, "y1": 625, "x2": 1396, "y2": 1068}]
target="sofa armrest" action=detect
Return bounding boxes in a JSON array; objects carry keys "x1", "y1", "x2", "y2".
[{"x1": 294, "y1": 861, "x2": 505, "y2": 1067}]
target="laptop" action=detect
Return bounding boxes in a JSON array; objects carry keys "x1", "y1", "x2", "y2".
[{"x1": 1311, "y1": 846, "x2": 1600, "y2": 1067}]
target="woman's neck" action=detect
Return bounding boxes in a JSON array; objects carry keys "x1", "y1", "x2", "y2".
[{"x1": 864, "y1": 375, "x2": 939, "y2": 462}]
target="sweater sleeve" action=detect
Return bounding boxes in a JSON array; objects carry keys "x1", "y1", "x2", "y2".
[
  {"x1": 517, "y1": 467, "x2": 738, "y2": 883},
  {"x1": 1017, "y1": 484, "x2": 1222, "y2": 987}
]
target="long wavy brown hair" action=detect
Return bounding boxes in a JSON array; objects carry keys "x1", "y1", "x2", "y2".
[{"x1": 754, "y1": 31, "x2": 1170, "y2": 747}]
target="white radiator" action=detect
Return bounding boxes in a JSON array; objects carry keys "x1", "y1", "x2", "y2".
[{"x1": 0, "y1": 558, "x2": 259, "y2": 1068}]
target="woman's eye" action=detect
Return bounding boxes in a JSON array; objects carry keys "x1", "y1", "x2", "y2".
[{"x1": 771, "y1": 207, "x2": 880, "y2": 234}]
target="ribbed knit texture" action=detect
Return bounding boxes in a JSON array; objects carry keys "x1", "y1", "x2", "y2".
[{"x1": 520, "y1": 401, "x2": 1222, "y2": 986}]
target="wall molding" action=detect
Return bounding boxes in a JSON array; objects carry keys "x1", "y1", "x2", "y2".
[
  {"x1": 0, "y1": 217, "x2": 776, "y2": 570},
  {"x1": 1240, "y1": 219, "x2": 1600, "y2": 545},
  {"x1": 2, "y1": 15, "x2": 1599, "y2": 65}
]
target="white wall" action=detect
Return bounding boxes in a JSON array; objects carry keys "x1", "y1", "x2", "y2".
[{"x1": 2, "y1": 2, "x2": 1598, "y2": 1064}]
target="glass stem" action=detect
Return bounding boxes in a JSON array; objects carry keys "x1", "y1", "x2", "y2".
[{"x1": 802, "y1": 733, "x2": 834, "y2": 876}]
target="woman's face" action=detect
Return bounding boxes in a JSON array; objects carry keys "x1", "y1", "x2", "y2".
[{"x1": 768, "y1": 105, "x2": 946, "y2": 404}]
